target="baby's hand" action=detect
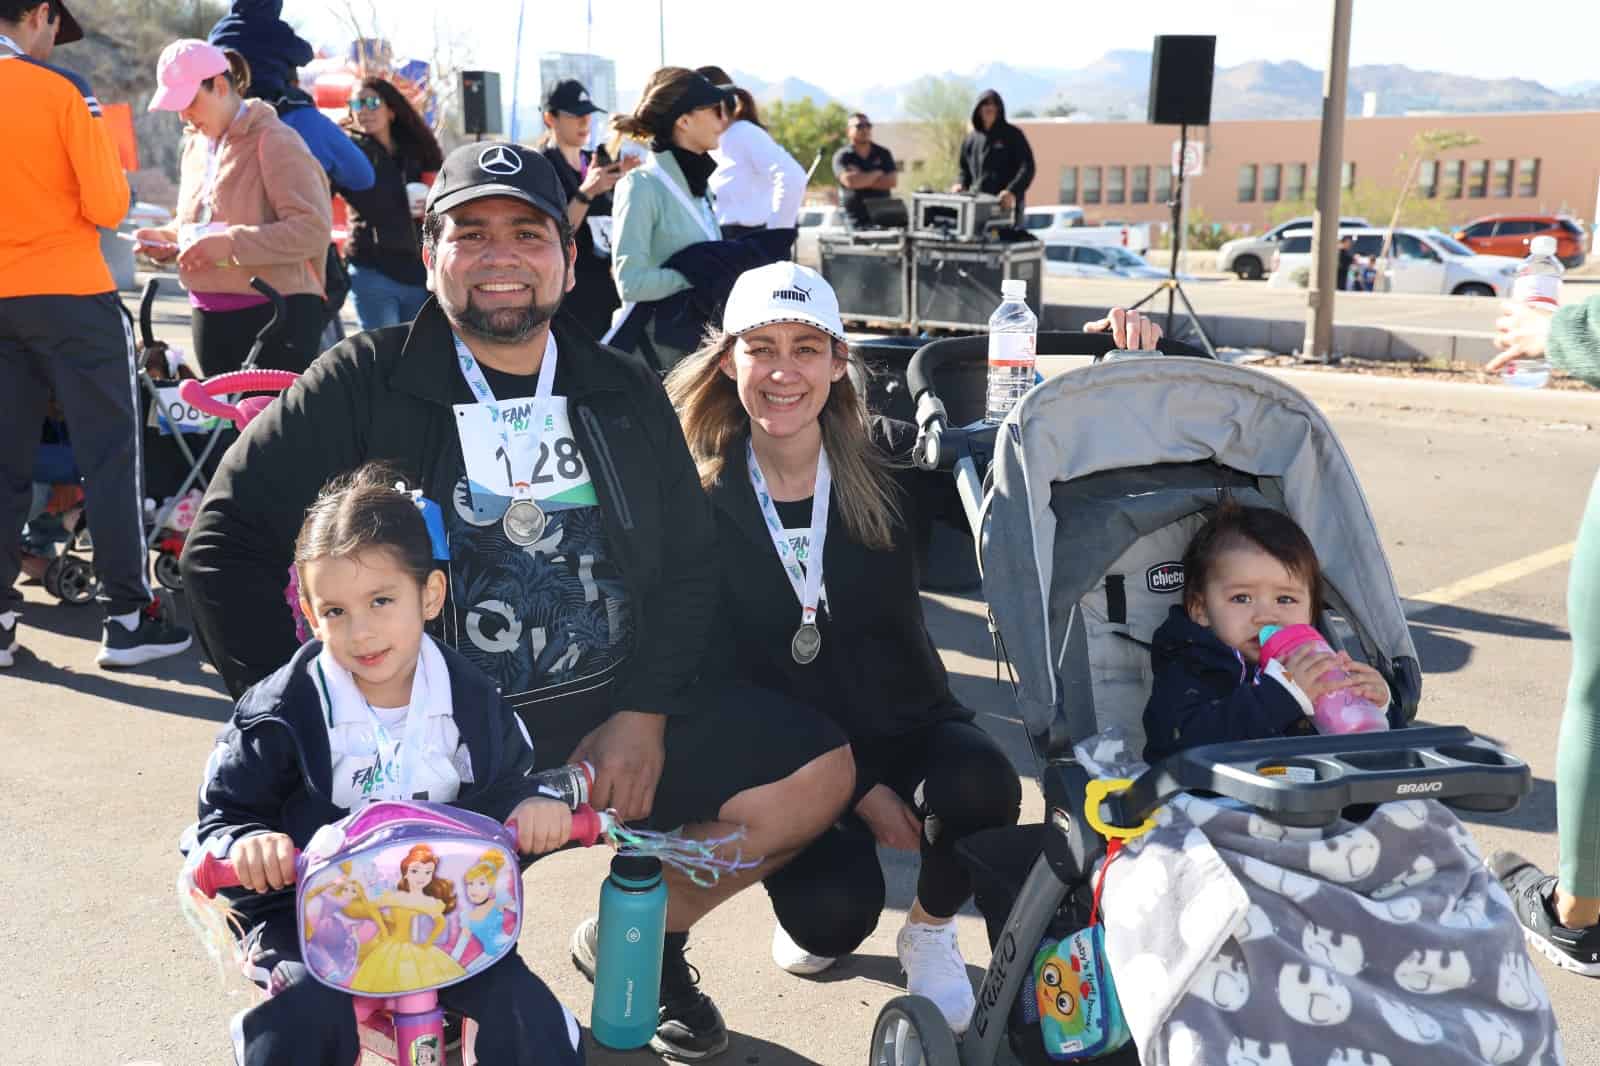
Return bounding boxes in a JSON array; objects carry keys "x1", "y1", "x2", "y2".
[
  {"x1": 229, "y1": 832, "x2": 296, "y2": 893},
  {"x1": 1280, "y1": 644, "x2": 1347, "y2": 706},
  {"x1": 509, "y1": 797, "x2": 573, "y2": 856},
  {"x1": 1335, "y1": 653, "x2": 1391, "y2": 709}
]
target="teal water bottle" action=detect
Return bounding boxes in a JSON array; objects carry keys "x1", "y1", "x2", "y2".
[{"x1": 590, "y1": 853, "x2": 667, "y2": 1050}]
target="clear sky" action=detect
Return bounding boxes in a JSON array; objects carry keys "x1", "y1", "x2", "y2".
[{"x1": 283, "y1": 0, "x2": 1600, "y2": 102}]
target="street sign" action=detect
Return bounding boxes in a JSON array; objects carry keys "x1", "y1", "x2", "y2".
[{"x1": 1172, "y1": 139, "x2": 1205, "y2": 177}]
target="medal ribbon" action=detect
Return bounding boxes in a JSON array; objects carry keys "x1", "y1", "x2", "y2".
[
  {"x1": 453, "y1": 332, "x2": 558, "y2": 497},
  {"x1": 746, "y1": 439, "x2": 831, "y2": 629}
]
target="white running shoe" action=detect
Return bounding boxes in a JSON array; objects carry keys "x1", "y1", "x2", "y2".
[
  {"x1": 896, "y1": 920, "x2": 975, "y2": 1033},
  {"x1": 771, "y1": 923, "x2": 837, "y2": 976}
]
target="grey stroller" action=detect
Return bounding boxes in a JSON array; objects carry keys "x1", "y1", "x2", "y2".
[{"x1": 868, "y1": 334, "x2": 1555, "y2": 1066}]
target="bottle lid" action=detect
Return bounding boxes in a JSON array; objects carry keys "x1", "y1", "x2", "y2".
[
  {"x1": 1001, "y1": 279, "x2": 1027, "y2": 299},
  {"x1": 1530, "y1": 235, "x2": 1558, "y2": 257},
  {"x1": 610, "y1": 852, "x2": 663, "y2": 885}
]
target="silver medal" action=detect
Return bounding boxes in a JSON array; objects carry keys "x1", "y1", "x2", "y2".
[
  {"x1": 791, "y1": 623, "x2": 822, "y2": 665},
  {"x1": 502, "y1": 498, "x2": 547, "y2": 546}
]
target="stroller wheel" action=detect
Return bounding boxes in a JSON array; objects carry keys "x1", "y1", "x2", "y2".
[
  {"x1": 869, "y1": 995, "x2": 960, "y2": 1066},
  {"x1": 154, "y1": 552, "x2": 184, "y2": 591},
  {"x1": 46, "y1": 555, "x2": 99, "y2": 605}
]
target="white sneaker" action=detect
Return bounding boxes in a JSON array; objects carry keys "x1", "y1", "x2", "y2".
[
  {"x1": 0, "y1": 613, "x2": 16, "y2": 668},
  {"x1": 772, "y1": 922, "x2": 837, "y2": 976},
  {"x1": 896, "y1": 920, "x2": 975, "y2": 1034}
]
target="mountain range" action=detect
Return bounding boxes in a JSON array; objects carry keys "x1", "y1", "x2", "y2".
[{"x1": 731, "y1": 51, "x2": 1600, "y2": 122}]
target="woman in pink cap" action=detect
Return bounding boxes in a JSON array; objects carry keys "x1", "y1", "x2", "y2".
[{"x1": 133, "y1": 39, "x2": 332, "y2": 375}]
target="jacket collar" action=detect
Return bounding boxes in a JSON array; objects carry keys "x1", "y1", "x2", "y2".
[
  {"x1": 388, "y1": 298, "x2": 628, "y2": 406},
  {"x1": 707, "y1": 439, "x2": 787, "y2": 551}
]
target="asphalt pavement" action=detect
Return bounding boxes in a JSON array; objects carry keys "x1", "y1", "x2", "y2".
[{"x1": 4, "y1": 303, "x2": 1599, "y2": 1065}]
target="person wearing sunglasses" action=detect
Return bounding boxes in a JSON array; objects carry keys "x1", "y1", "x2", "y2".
[
  {"x1": 135, "y1": 40, "x2": 333, "y2": 376},
  {"x1": 832, "y1": 113, "x2": 897, "y2": 229},
  {"x1": 338, "y1": 77, "x2": 444, "y2": 330}
]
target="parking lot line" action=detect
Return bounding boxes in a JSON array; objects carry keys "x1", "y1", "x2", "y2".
[{"x1": 1406, "y1": 541, "x2": 1576, "y2": 615}]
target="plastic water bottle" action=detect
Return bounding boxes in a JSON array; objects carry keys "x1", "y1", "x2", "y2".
[
  {"x1": 1258, "y1": 625, "x2": 1388, "y2": 736},
  {"x1": 590, "y1": 853, "x2": 667, "y2": 1050},
  {"x1": 1505, "y1": 235, "x2": 1563, "y2": 389},
  {"x1": 983, "y1": 279, "x2": 1037, "y2": 424}
]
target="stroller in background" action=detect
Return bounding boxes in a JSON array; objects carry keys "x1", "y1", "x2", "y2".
[
  {"x1": 19, "y1": 413, "x2": 97, "y2": 604},
  {"x1": 867, "y1": 334, "x2": 1546, "y2": 1066}
]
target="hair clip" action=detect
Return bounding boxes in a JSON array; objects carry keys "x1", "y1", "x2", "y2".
[{"x1": 395, "y1": 481, "x2": 451, "y2": 562}]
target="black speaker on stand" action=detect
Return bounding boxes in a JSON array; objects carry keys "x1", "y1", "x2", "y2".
[
  {"x1": 1130, "y1": 35, "x2": 1217, "y2": 357},
  {"x1": 460, "y1": 70, "x2": 503, "y2": 140}
]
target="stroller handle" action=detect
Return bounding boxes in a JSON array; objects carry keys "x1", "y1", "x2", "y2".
[
  {"x1": 178, "y1": 371, "x2": 300, "y2": 429},
  {"x1": 138, "y1": 277, "x2": 161, "y2": 348}
]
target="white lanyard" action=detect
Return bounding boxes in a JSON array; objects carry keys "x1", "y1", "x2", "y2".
[
  {"x1": 747, "y1": 438, "x2": 831, "y2": 630},
  {"x1": 644, "y1": 155, "x2": 720, "y2": 242},
  {"x1": 197, "y1": 101, "x2": 247, "y2": 220},
  {"x1": 0, "y1": 34, "x2": 22, "y2": 56},
  {"x1": 317, "y1": 660, "x2": 430, "y2": 803},
  {"x1": 453, "y1": 332, "x2": 558, "y2": 493}
]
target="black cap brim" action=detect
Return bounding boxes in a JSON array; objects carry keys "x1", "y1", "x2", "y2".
[
  {"x1": 552, "y1": 100, "x2": 605, "y2": 117},
  {"x1": 54, "y1": 0, "x2": 84, "y2": 44},
  {"x1": 427, "y1": 184, "x2": 568, "y2": 227}
]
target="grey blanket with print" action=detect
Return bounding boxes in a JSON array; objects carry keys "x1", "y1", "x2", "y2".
[{"x1": 1076, "y1": 730, "x2": 1564, "y2": 1066}]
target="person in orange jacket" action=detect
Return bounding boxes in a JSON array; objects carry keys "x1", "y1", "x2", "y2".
[{"x1": 0, "y1": 0, "x2": 193, "y2": 671}]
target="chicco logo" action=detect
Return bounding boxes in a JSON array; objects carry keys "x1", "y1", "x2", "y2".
[
  {"x1": 478, "y1": 144, "x2": 523, "y2": 176},
  {"x1": 1146, "y1": 561, "x2": 1184, "y2": 593},
  {"x1": 771, "y1": 283, "x2": 811, "y2": 303}
]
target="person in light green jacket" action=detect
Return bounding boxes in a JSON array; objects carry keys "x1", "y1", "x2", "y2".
[
  {"x1": 606, "y1": 68, "x2": 731, "y2": 370},
  {"x1": 1486, "y1": 295, "x2": 1600, "y2": 977}
]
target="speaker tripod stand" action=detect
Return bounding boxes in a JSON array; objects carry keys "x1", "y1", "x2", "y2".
[{"x1": 1127, "y1": 123, "x2": 1217, "y2": 359}]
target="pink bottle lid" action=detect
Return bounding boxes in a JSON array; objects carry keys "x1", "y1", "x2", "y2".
[{"x1": 1258, "y1": 623, "x2": 1324, "y2": 664}]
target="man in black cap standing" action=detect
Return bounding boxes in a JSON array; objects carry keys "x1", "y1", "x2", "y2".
[
  {"x1": 181, "y1": 141, "x2": 853, "y2": 1061},
  {"x1": 538, "y1": 77, "x2": 634, "y2": 339}
]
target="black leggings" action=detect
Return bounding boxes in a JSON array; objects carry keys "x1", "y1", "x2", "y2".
[
  {"x1": 190, "y1": 292, "x2": 327, "y2": 376},
  {"x1": 764, "y1": 718, "x2": 1021, "y2": 957}
]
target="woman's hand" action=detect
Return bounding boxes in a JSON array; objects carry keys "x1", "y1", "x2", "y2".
[
  {"x1": 178, "y1": 233, "x2": 235, "y2": 272},
  {"x1": 1485, "y1": 301, "x2": 1555, "y2": 373},
  {"x1": 1084, "y1": 307, "x2": 1163, "y2": 350},
  {"x1": 579, "y1": 163, "x2": 624, "y2": 202},
  {"x1": 508, "y1": 797, "x2": 574, "y2": 855},
  {"x1": 132, "y1": 227, "x2": 178, "y2": 262},
  {"x1": 229, "y1": 832, "x2": 297, "y2": 892},
  {"x1": 856, "y1": 784, "x2": 923, "y2": 851}
]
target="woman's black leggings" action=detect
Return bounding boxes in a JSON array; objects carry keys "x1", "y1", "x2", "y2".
[
  {"x1": 764, "y1": 718, "x2": 1022, "y2": 958},
  {"x1": 190, "y1": 293, "x2": 327, "y2": 376}
]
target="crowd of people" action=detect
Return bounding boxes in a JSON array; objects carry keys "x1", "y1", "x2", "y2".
[{"x1": 4, "y1": 0, "x2": 1598, "y2": 1063}]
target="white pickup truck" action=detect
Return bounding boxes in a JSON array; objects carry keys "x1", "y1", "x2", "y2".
[{"x1": 1021, "y1": 204, "x2": 1153, "y2": 256}]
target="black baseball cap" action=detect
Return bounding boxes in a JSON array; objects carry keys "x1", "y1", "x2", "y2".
[
  {"x1": 425, "y1": 141, "x2": 568, "y2": 222},
  {"x1": 544, "y1": 78, "x2": 604, "y2": 116},
  {"x1": 51, "y1": 0, "x2": 84, "y2": 44}
]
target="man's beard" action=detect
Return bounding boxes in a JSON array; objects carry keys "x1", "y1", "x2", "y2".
[{"x1": 443, "y1": 269, "x2": 565, "y2": 344}]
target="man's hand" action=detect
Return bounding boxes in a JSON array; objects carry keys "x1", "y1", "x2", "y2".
[
  {"x1": 508, "y1": 797, "x2": 574, "y2": 855},
  {"x1": 856, "y1": 784, "x2": 922, "y2": 851},
  {"x1": 178, "y1": 233, "x2": 234, "y2": 272},
  {"x1": 1084, "y1": 307, "x2": 1164, "y2": 350},
  {"x1": 228, "y1": 832, "x2": 296, "y2": 893},
  {"x1": 1485, "y1": 300, "x2": 1555, "y2": 373},
  {"x1": 568, "y1": 711, "x2": 666, "y2": 821},
  {"x1": 998, "y1": 189, "x2": 1016, "y2": 211}
]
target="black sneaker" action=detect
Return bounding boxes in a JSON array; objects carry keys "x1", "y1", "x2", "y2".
[
  {"x1": 652, "y1": 938, "x2": 729, "y2": 1062},
  {"x1": 0, "y1": 613, "x2": 17, "y2": 669},
  {"x1": 1489, "y1": 850, "x2": 1600, "y2": 977},
  {"x1": 96, "y1": 602, "x2": 192, "y2": 669}
]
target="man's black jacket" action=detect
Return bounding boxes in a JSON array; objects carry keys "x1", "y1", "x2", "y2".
[
  {"x1": 180, "y1": 300, "x2": 719, "y2": 708},
  {"x1": 958, "y1": 89, "x2": 1036, "y2": 203}
]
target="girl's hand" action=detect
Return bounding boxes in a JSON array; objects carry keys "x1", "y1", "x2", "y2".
[
  {"x1": 509, "y1": 797, "x2": 573, "y2": 855},
  {"x1": 229, "y1": 832, "x2": 297, "y2": 892},
  {"x1": 1334, "y1": 653, "x2": 1391, "y2": 709},
  {"x1": 1280, "y1": 644, "x2": 1348, "y2": 706},
  {"x1": 856, "y1": 784, "x2": 922, "y2": 851}
]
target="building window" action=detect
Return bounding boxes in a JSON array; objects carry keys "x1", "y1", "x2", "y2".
[
  {"x1": 1443, "y1": 160, "x2": 1464, "y2": 198},
  {"x1": 1285, "y1": 163, "x2": 1307, "y2": 202},
  {"x1": 1261, "y1": 163, "x2": 1282, "y2": 203},
  {"x1": 1238, "y1": 164, "x2": 1257, "y2": 203},
  {"x1": 1492, "y1": 159, "x2": 1512, "y2": 198},
  {"x1": 1517, "y1": 158, "x2": 1539, "y2": 197},
  {"x1": 1418, "y1": 160, "x2": 1438, "y2": 198},
  {"x1": 1082, "y1": 166, "x2": 1102, "y2": 204},
  {"x1": 1106, "y1": 166, "x2": 1126, "y2": 204},
  {"x1": 1341, "y1": 161, "x2": 1356, "y2": 190},
  {"x1": 1059, "y1": 166, "x2": 1078, "y2": 204},
  {"x1": 1467, "y1": 160, "x2": 1488, "y2": 198},
  {"x1": 1131, "y1": 165, "x2": 1150, "y2": 204},
  {"x1": 1154, "y1": 165, "x2": 1173, "y2": 203}
]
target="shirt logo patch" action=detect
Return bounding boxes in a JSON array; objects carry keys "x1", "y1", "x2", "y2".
[{"x1": 1146, "y1": 562, "x2": 1185, "y2": 594}]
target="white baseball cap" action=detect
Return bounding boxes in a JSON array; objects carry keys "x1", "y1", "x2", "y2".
[{"x1": 722, "y1": 262, "x2": 846, "y2": 343}]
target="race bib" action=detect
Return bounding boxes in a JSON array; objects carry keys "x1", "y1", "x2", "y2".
[
  {"x1": 149, "y1": 386, "x2": 220, "y2": 435},
  {"x1": 587, "y1": 215, "x2": 615, "y2": 258},
  {"x1": 453, "y1": 396, "x2": 598, "y2": 522}
]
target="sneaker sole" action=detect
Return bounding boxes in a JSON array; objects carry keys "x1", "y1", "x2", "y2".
[
  {"x1": 96, "y1": 635, "x2": 192, "y2": 669},
  {"x1": 648, "y1": 1031, "x2": 730, "y2": 1062},
  {"x1": 1521, "y1": 925, "x2": 1600, "y2": 978},
  {"x1": 570, "y1": 919, "x2": 597, "y2": 983},
  {"x1": 0, "y1": 641, "x2": 15, "y2": 668},
  {"x1": 775, "y1": 954, "x2": 838, "y2": 977}
]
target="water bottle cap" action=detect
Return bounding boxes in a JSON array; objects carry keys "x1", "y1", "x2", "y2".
[
  {"x1": 610, "y1": 852, "x2": 663, "y2": 885},
  {"x1": 1530, "y1": 235, "x2": 1558, "y2": 257},
  {"x1": 1001, "y1": 279, "x2": 1027, "y2": 299},
  {"x1": 1258, "y1": 625, "x2": 1282, "y2": 643}
]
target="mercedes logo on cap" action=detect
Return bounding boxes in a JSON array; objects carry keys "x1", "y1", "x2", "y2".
[{"x1": 478, "y1": 145, "x2": 523, "y2": 176}]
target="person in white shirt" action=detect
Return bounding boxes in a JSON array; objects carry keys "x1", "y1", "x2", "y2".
[{"x1": 696, "y1": 66, "x2": 805, "y2": 243}]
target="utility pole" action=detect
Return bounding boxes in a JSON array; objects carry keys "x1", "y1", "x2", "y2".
[
  {"x1": 659, "y1": 0, "x2": 665, "y2": 66},
  {"x1": 1304, "y1": 0, "x2": 1353, "y2": 360}
]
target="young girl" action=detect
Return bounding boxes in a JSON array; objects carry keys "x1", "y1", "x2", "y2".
[
  {"x1": 1143, "y1": 502, "x2": 1390, "y2": 763},
  {"x1": 187, "y1": 461, "x2": 582, "y2": 1066}
]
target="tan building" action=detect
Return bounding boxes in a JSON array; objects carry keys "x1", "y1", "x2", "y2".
[{"x1": 876, "y1": 111, "x2": 1600, "y2": 235}]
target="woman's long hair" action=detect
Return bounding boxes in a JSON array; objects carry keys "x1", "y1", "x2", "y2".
[
  {"x1": 695, "y1": 65, "x2": 762, "y2": 129},
  {"x1": 342, "y1": 76, "x2": 444, "y2": 172},
  {"x1": 665, "y1": 330, "x2": 902, "y2": 551},
  {"x1": 611, "y1": 66, "x2": 700, "y2": 146}
]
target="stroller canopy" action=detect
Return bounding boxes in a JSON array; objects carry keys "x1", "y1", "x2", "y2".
[{"x1": 982, "y1": 357, "x2": 1418, "y2": 756}]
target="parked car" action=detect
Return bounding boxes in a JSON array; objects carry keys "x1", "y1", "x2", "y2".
[
  {"x1": 794, "y1": 204, "x2": 847, "y2": 268},
  {"x1": 1043, "y1": 241, "x2": 1172, "y2": 280},
  {"x1": 1021, "y1": 204, "x2": 1152, "y2": 255},
  {"x1": 1267, "y1": 227, "x2": 1520, "y2": 296},
  {"x1": 1454, "y1": 214, "x2": 1586, "y2": 268},
  {"x1": 1217, "y1": 215, "x2": 1371, "y2": 280}
]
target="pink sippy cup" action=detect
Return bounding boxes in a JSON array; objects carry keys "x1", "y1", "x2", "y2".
[{"x1": 1259, "y1": 624, "x2": 1389, "y2": 735}]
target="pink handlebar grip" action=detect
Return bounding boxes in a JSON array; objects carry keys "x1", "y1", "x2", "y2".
[
  {"x1": 178, "y1": 372, "x2": 299, "y2": 429},
  {"x1": 192, "y1": 853, "x2": 241, "y2": 898},
  {"x1": 571, "y1": 806, "x2": 604, "y2": 847}
]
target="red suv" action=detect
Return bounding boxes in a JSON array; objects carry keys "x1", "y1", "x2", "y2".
[{"x1": 1454, "y1": 214, "x2": 1586, "y2": 267}]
